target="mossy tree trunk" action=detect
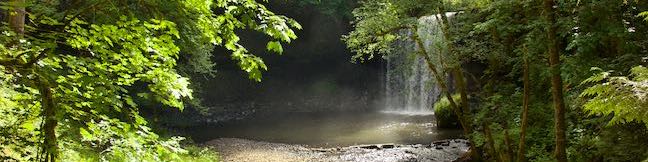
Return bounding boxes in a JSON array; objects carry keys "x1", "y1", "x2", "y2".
[
  {"x1": 542, "y1": 0, "x2": 568, "y2": 161},
  {"x1": 39, "y1": 78, "x2": 58, "y2": 162},
  {"x1": 483, "y1": 122, "x2": 499, "y2": 161},
  {"x1": 8, "y1": 1, "x2": 59, "y2": 161},
  {"x1": 410, "y1": 31, "x2": 467, "y2": 134},
  {"x1": 517, "y1": 50, "x2": 531, "y2": 162},
  {"x1": 8, "y1": 0, "x2": 25, "y2": 35},
  {"x1": 502, "y1": 123, "x2": 514, "y2": 162}
]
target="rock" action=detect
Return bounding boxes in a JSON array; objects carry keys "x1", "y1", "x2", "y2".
[
  {"x1": 381, "y1": 144, "x2": 395, "y2": 149},
  {"x1": 358, "y1": 145, "x2": 380, "y2": 149},
  {"x1": 433, "y1": 141, "x2": 446, "y2": 145}
]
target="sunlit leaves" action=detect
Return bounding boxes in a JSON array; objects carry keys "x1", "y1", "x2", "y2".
[
  {"x1": 640, "y1": 11, "x2": 648, "y2": 21},
  {"x1": 0, "y1": 65, "x2": 41, "y2": 161},
  {"x1": 343, "y1": 0, "x2": 413, "y2": 62},
  {"x1": 1, "y1": 0, "x2": 301, "y2": 161},
  {"x1": 73, "y1": 118, "x2": 187, "y2": 162},
  {"x1": 62, "y1": 17, "x2": 190, "y2": 111},
  {"x1": 266, "y1": 41, "x2": 283, "y2": 54},
  {"x1": 581, "y1": 66, "x2": 648, "y2": 126},
  {"x1": 145, "y1": 70, "x2": 193, "y2": 110},
  {"x1": 183, "y1": 0, "x2": 301, "y2": 80},
  {"x1": 1, "y1": 14, "x2": 193, "y2": 161}
]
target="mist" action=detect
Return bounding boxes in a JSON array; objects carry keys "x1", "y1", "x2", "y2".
[{"x1": 196, "y1": 2, "x2": 384, "y2": 112}]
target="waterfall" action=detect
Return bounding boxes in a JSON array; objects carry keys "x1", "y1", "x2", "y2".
[{"x1": 383, "y1": 13, "x2": 454, "y2": 115}]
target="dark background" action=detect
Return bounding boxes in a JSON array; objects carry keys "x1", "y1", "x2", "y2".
[{"x1": 193, "y1": 1, "x2": 384, "y2": 112}]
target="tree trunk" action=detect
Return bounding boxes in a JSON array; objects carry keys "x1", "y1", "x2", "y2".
[
  {"x1": 411, "y1": 34, "x2": 487, "y2": 161},
  {"x1": 8, "y1": 1, "x2": 59, "y2": 160},
  {"x1": 517, "y1": 53, "x2": 531, "y2": 162},
  {"x1": 8, "y1": 0, "x2": 25, "y2": 35},
  {"x1": 542, "y1": 0, "x2": 568, "y2": 161},
  {"x1": 452, "y1": 68, "x2": 470, "y2": 126},
  {"x1": 503, "y1": 124, "x2": 514, "y2": 162},
  {"x1": 436, "y1": 6, "x2": 481, "y2": 161},
  {"x1": 483, "y1": 122, "x2": 500, "y2": 162},
  {"x1": 410, "y1": 32, "x2": 467, "y2": 133},
  {"x1": 39, "y1": 78, "x2": 58, "y2": 162},
  {"x1": 437, "y1": 6, "x2": 472, "y2": 132}
]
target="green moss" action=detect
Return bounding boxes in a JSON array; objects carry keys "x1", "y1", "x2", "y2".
[{"x1": 434, "y1": 94, "x2": 461, "y2": 128}]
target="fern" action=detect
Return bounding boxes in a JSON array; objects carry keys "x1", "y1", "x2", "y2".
[
  {"x1": 581, "y1": 66, "x2": 648, "y2": 126},
  {"x1": 640, "y1": 11, "x2": 648, "y2": 21}
]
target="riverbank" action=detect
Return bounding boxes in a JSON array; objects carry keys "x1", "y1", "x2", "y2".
[{"x1": 206, "y1": 138, "x2": 470, "y2": 162}]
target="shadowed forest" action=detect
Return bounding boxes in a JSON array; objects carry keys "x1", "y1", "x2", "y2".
[{"x1": 1, "y1": 0, "x2": 647, "y2": 162}]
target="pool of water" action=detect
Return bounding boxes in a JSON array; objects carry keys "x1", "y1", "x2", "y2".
[{"x1": 182, "y1": 111, "x2": 462, "y2": 148}]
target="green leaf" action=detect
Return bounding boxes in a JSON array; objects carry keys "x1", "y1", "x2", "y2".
[
  {"x1": 79, "y1": 128, "x2": 92, "y2": 140},
  {"x1": 640, "y1": 11, "x2": 648, "y2": 21},
  {"x1": 266, "y1": 41, "x2": 283, "y2": 54}
]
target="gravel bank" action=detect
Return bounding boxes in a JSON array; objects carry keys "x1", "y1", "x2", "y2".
[{"x1": 207, "y1": 138, "x2": 470, "y2": 162}]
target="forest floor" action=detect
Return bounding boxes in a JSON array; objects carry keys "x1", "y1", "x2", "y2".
[{"x1": 206, "y1": 138, "x2": 469, "y2": 162}]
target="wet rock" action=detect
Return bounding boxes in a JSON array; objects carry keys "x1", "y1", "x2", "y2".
[
  {"x1": 382, "y1": 144, "x2": 395, "y2": 149},
  {"x1": 432, "y1": 141, "x2": 444, "y2": 145},
  {"x1": 358, "y1": 145, "x2": 381, "y2": 149}
]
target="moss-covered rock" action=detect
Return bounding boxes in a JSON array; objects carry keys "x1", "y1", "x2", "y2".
[{"x1": 434, "y1": 94, "x2": 461, "y2": 129}]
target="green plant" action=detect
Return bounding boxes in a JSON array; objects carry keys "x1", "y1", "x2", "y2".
[
  {"x1": 434, "y1": 94, "x2": 461, "y2": 128},
  {"x1": 581, "y1": 66, "x2": 648, "y2": 126}
]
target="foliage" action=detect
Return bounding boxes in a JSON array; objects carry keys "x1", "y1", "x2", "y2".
[
  {"x1": 0, "y1": 0, "x2": 301, "y2": 161},
  {"x1": 434, "y1": 94, "x2": 461, "y2": 128},
  {"x1": 0, "y1": 72, "x2": 40, "y2": 161},
  {"x1": 345, "y1": 0, "x2": 648, "y2": 161},
  {"x1": 581, "y1": 66, "x2": 648, "y2": 126},
  {"x1": 342, "y1": 0, "x2": 410, "y2": 62},
  {"x1": 174, "y1": 0, "x2": 302, "y2": 81}
]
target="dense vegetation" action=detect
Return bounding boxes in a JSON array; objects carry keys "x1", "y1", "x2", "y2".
[
  {"x1": 0, "y1": 0, "x2": 300, "y2": 161},
  {"x1": 2, "y1": 0, "x2": 647, "y2": 161},
  {"x1": 344, "y1": 0, "x2": 648, "y2": 161}
]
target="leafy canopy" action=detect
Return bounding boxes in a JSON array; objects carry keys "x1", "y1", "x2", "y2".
[{"x1": 0, "y1": 0, "x2": 301, "y2": 161}]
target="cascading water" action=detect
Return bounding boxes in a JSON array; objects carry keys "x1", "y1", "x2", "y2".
[{"x1": 383, "y1": 13, "x2": 454, "y2": 115}]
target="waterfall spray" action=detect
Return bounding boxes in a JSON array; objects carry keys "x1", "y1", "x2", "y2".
[{"x1": 383, "y1": 13, "x2": 454, "y2": 115}]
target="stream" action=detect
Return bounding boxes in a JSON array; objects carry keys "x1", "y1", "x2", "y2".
[{"x1": 182, "y1": 111, "x2": 462, "y2": 148}]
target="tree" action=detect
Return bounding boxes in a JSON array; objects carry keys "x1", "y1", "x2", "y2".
[
  {"x1": 0, "y1": 0, "x2": 300, "y2": 161},
  {"x1": 542, "y1": 0, "x2": 568, "y2": 161},
  {"x1": 517, "y1": 47, "x2": 531, "y2": 162},
  {"x1": 343, "y1": 0, "x2": 470, "y2": 133},
  {"x1": 343, "y1": 0, "x2": 480, "y2": 159},
  {"x1": 578, "y1": 10, "x2": 648, "y2": 127}
]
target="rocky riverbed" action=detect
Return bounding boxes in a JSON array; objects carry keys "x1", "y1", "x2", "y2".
[{"x1": 206, "y1": 138, "x2": 470, "y2": 162}]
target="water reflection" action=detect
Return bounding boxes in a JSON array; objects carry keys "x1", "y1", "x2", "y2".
[{"x1": 183, "y1": 111, "x2": 462, "y2": 148}]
